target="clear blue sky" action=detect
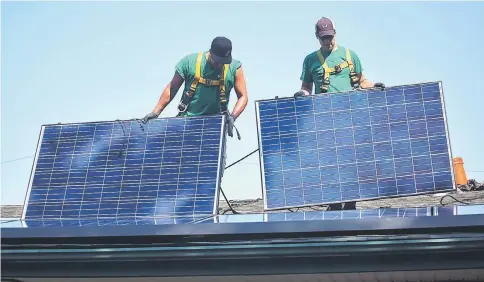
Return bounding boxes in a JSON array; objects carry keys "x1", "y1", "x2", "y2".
[{"x1": 2, "y1": 1, "x2": 484, "y2": 206}]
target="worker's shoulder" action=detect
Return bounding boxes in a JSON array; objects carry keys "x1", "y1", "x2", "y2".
[
  {"x1": 337, "y1": 46, "x2": 359, "y2": 57},
  {"x1": 178, "y1": 52, "x2": 200, "y2": 63},
  {"x1": 303, "y1": 50, "x2": 320, "y2": 62},
  {"x1": 229, "y1": 57, "x2": 242, "y2": 69}
]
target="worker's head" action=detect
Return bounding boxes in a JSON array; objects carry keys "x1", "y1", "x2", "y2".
[
  {"x1": 209, "y1": 36, "x2": 232, "y2": 69},
  {"x1": 315, "y1": 17, "x2": 336, "y2": 52}
]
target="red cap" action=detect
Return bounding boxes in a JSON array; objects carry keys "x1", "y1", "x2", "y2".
[{"x1": 315, "y1": 17, "x2": 336, "y2": 37}]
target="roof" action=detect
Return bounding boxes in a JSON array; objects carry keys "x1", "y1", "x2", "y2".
[
  {"x1": 3, "y1": 189, "x2": 484, "y2": 218},
  {"x1": 219, "y1": 189, "x2": 484, "y2": 214}
]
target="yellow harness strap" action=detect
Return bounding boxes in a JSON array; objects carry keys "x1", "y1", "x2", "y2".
[
  {"x1": 316, "y1": 50, "x2": 330, "y2": 82},
  {"x1": 316, "y1": 48, "x2": 358, "y2": 91},
  {"x1": 345, "y1": 48, "x2": 359, "y2": 85},
  {"x1": 219, "y1": 65, "x2": 229, "y2": 108},
  {"x1": 316, "y1": 50, "x2": 350, "y2": 75},
  {"x1": 345, "y1": 48, "x2": 355, "y2": 75},
  {"x1": 180, "y1": 52, "x2": 229, "y2": 113}
]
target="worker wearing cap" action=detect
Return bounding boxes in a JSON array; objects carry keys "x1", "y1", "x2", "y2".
[
  {"x1": 142, "y1": 36, "x2": 248, "y2": 137},
  {"x1": 295, "y1": 17, "x2": 385, "y2": 97},
  {"x1": 296, "y1": 18, "x2": 385, "y2": 211}
]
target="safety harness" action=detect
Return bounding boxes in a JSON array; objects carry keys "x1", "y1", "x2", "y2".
[
  {"x1": 178, "y1": 52, "x2": 230, "y2": 114},
  {"x1": 316, "y1": 47, "x2": 359, "y2": 93}
]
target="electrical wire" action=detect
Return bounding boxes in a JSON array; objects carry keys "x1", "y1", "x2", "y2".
[
  {"x1": 439, "y1": 194, "x2": 472, "y2": 206},
  {"x1": 219, "y1": 148, "x2": 260, "y2": 214},
  {"x1": 225, "y1": 149, "x2": 259, "y2": 169},
  {"x1": 0, "y1": 155, "x2": 34, "y2": 164},
  {"x1": 439, "y1": 192, "x2": 484, "y2": 206},
  {"x1": 219, "y1": 185, "x2": 238, "y2": 214}
]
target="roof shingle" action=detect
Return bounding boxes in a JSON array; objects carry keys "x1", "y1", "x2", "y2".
[{"x1": 3, "y1": 189, "x2": 484, "y2": 218}]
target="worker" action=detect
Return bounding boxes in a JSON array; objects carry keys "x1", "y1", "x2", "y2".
[
  {"x1": 295, "y1": 17, "x2": 385, "y2": 97},
  {"x1": 295, "y1": 17, "x2": 385, "y2": 211},
  {"x1": 141, "y1": 36, "x2": 248, "y2": 138}
]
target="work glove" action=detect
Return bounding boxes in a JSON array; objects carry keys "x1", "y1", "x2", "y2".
[
  {"x1": 225, "y1": 113, "x2": 241, "y2": 140},
  {"x1": 294, "y1": 90, "x2": 309, "y2": 97},
  {"x1": 226, "y1": 114, "x2": 235, "y2": 137},
  {"x1": 141, "y1": 112, "x2": 159, "y2": 124},
  {"x1": 374, "y1": 82, "x2": 385, "y2": 90}
]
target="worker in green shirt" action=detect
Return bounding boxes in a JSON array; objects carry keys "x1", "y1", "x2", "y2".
[
  {"x1": 295, "y1": 17, "x2": 385, "y2": 97},
  {"x1": 295, "y1": 17, "x2": 385, "y2": 211},
  {"x1": 142, "y1": 36, "x2": 248, "y2": 138}
]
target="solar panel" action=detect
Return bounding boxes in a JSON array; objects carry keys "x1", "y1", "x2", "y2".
[
  {"x1": 255, "y1": 81, "x2": 455, "y2": 210},
  {"x1": 216, "y1": 207, "x2": 432, "y2": 223},
  {"x1": 22, "y1": 215, "x2": 216, "y2": 228},
  {"x1": 22, "y1": 115, "x2": 227, "y2": 220}
]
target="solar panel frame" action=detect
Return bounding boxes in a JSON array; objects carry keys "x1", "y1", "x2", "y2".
[
  {"x1": 255, "y1": 81, "x2": 456, "y2": 211},
  {"x1": 21, "y1": 214, "x2": 217, "y2": 228},
  {"x1": 21, "y1": 114, "x2": 227, "y2": 220},
  {"x1": 215, "y1": 207, "x2": 434, "y2": 223}
]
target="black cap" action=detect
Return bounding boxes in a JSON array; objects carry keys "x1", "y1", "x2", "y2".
[{"x1": 210, "y1": 36, "x2": 232, "y2": 64}]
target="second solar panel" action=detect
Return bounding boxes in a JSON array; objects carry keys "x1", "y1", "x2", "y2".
[{"x1": 256, "y1": 81, "x2": 455, "y2": 210}]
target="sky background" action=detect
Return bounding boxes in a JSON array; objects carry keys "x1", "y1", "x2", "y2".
[{"x1": 2, "y1": 1, "x2": 484, "y2": 206}]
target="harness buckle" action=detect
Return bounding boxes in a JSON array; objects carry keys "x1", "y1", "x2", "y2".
[
  {"x1": 178, "y1": 102, "x2": 188, "y2": 112},
  {"x1": 334, "y1": 65, "x2": 342, "y2": 74},
  {"x1": 205, "y1": 79, "x2": 213, "y2": 85}
]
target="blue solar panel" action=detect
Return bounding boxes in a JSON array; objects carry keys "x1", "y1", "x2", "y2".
[
  {"x1": 216, "y1": 207, "x2": 432, "y2": 223},
  {"x1": 255, "y1": 81, "x2": 455, "y2": 210},
  {"x1": 22, "y1": 115, "x2": 226, "y2": 220},
  {"x1": 22, "y1": 215, "x2": 216, "y2": 228}
]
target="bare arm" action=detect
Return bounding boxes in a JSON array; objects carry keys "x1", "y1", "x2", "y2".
[
  {"x1": 300, "y1": 81, "x2": 313, "y2": 95},
  {"x1": 358, "y1": 72, "x2": 376, "y2": 89},
  {"x1": 152, "y1": 71, "x2": 185, "y2": 115},
  {"x1": 230, "y1": 67, "x2": 248, "y2": 119}
]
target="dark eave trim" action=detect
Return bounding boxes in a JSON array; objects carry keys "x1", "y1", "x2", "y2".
[
  {"x1": 2, "y1": 214, "x2": 484, "y2": 246},
  {"x1": 2, "y1": 235, "x2": 484, "y2": 278}
]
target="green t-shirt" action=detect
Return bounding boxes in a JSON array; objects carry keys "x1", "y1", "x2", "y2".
[
  {"x1": 300, "y1": 46, "x2": 363, "y2": 94},
  {"x1": 175, "y1": 51, "x2": 242, "y2": 116}
]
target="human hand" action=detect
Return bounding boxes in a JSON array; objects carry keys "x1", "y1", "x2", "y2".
[
  {"x1": 141, "y1": 112, "x2": 159, "y2": 124},
  {"x1": 294, "y1": 90, "x2": 309, "y2": 97},
  {"x1": 226, "y1": 114, "x2": 235, "y2": 137},
  {"x1": 374, "y1": 82, "x2": 385, "y2": 90}
]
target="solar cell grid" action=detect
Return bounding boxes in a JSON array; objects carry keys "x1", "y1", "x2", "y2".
[
  {"x1": 266, "y1": 207, "x2": 431, "y2": 221},
  {"x1": 215, "y1": 207, "x2": 434, "y2": 223},
  {"x1": 22, "y1": 115, "x2": 226, "y2": 220},
  {"x1": 22, "y1": 215, "x2": 216, "y2": 228},
  {"x1": 256, "y1": 82, "x2": 455, "y2": 210}
]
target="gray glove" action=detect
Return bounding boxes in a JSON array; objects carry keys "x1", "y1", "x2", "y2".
[
  {"x1": 226, "y1": 114, "x2": 235, "y2": 137},
  {"x1": 141, "y1": 112, "x2": 159, "y2": 123}
]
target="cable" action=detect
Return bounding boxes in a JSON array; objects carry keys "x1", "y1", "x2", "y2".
[
  {"x1": 0, "y1": 155, "x2": 34, "y2": 164},
  {"x1": 0, "y1": 219, "x2": 21, "y2": 224},
  {"x1": 218, "y1": 148, "x2": 260, "y2": 215},
  {"x1": 225, "y1": 148, "x2": 259, "y2": 169},
  {"x1": 440, "y1": 194, "x2": 472, "y2": 206},
  {"x1": 439, "y1": 194, "x2": 484, "y2": 206},
  {"x1": 219, "y1": 185, "x2": 238, "y2": 214}
]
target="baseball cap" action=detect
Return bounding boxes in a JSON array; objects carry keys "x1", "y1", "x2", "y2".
[
  {"x1": 315, "y1": 17, "x2": 336, "y2": 37},
  {"x1": 210, "y1": 36, "x2": 232, "y2": 64}
]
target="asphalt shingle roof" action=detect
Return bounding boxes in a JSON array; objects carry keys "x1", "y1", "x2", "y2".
[
  {"x1": 218, "y1": 190, "x2": 484, "y2": 214},
  {"x1": 2, "y1": 189, "x2": 484, "y2": 218}
]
